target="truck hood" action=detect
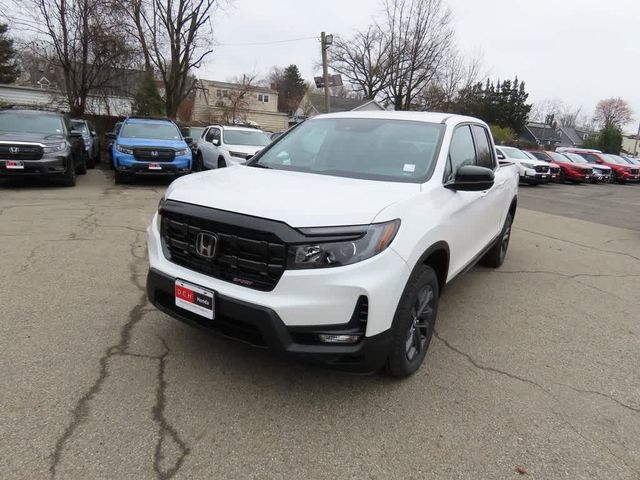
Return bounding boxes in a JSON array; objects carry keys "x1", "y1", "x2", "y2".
[
  {"x1": 165, "y1": 166, "x2": 421, "y2": 227},
  {"x1": 117, "y1": 138, "x2": 187, "y2": 149},
  {"x1": 0, "y1": 131, "x2": 65, "y2": 144}
]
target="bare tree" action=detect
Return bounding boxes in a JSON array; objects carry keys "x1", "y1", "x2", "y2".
[
  {"x1": 529, "y1": 98, "x2": 564, "y2": 123},
  {"x1": 593, "y1": 97, "x2": 633, "y2": 128},
  {"x1": 382, "y1": 0, "x2": 454, "y2": 110},
  {"x1": 417, "y1": 49, "x2": 483, "y2": 111},
  {"x1": 219, "y1": 73, "x2": 257, "y2": 124},
  {"x1": 8, "y1": 0, "x2": 136, "y2": 116},
  {"x1": 557, "y1": 104, "x2": 583, "y2": 128},
  {"x1": 328, "y1": 26, "x2": 391, "y2": 100},
  {"x1": 122, "y1": 0, "x2": 219, "y2": 118}
]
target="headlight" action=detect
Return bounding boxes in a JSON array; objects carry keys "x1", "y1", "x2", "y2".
[
  {"x1": 43, "y1": 141, "x2": 68, "y2": 153},
  {"x1": 175, "y1": 148, "x2": 190, "y2": 156},
  {"x1": 520, "y1": 162, "x2": 535, "y2": 169},
  {"x1": 288, "y1": 219, "x2": 401, "y2": 269},
  {"x1": 116, "y1": 144, "x2": 134, "y2": 155},
  {"x1": 230, "y1": 151, "x2": 248, "y2": 159}
]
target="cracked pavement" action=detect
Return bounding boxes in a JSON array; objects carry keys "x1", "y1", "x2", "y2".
[{"x1": 1, "y1": 171, "x2": 639, "y2": 479}]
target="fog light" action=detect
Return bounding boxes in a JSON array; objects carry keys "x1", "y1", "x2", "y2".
[{"x1": 318, "y1": 334, "x2": 361, "y2": 344}]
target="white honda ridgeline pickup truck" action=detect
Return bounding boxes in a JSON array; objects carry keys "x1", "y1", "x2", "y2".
[{"x1": 146, "y1": 112, "x2": 519, "y2": 377}]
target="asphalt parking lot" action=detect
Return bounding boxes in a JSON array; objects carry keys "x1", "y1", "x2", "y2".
[{"x1": 1, "y1": 170, "x2": 639, "y2": 479}]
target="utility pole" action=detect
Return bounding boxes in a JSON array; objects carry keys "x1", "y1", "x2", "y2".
[
  {"x1": 321, "y1": 32, "x2": 331, "y2": 114},
  {"x1": 634, "y1": 122, "x2": 640, "y2": 156}
]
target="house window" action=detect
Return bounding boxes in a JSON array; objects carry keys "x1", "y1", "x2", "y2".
[
  {"x1": 216, "y1": 89, "x2": 222, "y2": 97},
  {"x1": 258, "y1": 94, "x2": 269, "y2": 103},
  {"x1": 222, "y1": 90, "x2": 229, "y2": 98}
]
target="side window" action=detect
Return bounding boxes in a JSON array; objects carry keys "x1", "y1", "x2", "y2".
[
  {"x1": 212, "y1": 128, "x2": 221, "y2": 142},
  {"x1": 472, "y1": 125, "x2": 495, "y2": 169},
  {"x1": 204, "y1": 128, "x2": 214, "y2": 142},
  {"x1": 445, "y1": 125, "x2": 476, "y2": 182},
  {"x1": 582, "y1": 153, "x2": 598, "y2": 164}
]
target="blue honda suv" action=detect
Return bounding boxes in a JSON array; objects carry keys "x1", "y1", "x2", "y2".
[{"x1": 107, "y1": 117, "x2": 193, "y2": 184}]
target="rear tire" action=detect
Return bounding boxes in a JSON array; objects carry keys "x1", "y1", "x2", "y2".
[
  {"x1": 387, "y1": 265, "x2": 439, "y2": 378},
  {"x1": 195, "y1": 154, "x2": 204, "y2": 171},
  {"x1": 480, "y1": 211, "x2": 513, "y2": 268},
  {"x1": 217, "y1": 157, "x2": 226, "y2": 169},
  {"x1": 85, "y1": 150, "x2": 95, "y2": 169},
  {"x1": 76, "y1": 155, "x2": 87, "y2": 175}
]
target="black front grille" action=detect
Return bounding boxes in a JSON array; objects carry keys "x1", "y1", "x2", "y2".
[
  {"x1": 550, "y1": 167, "x2": 560, "y2": 174},
  {"x1": 133, "y1": 147, "x2": 175, "y2": 162},
  {"x1": 631, "y1": 169, "x2": 639, "y2": 175},
  {"x1": 161, "y1": 213, "x2": 287, "y2": 291},
  {"x1": 535, "y1": 165, "x2": 550, "y2": 173},
  {"x1": 0, "y1": 144, "x2": 43, "y2": 160}
]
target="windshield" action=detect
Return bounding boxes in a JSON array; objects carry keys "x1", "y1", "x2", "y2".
[
  {"x1": 501, "y1": 147, "x2": 529, "y2": 160},
  {"x1": 0, "y1": 112, "x2": 64, "y2": 135},
  {"x1": 224, "y1": 129, "x2": 270, "y2": 147},
  {"x1": 566, "y1": 153, "x2": 587, "y2": 163},
  {"x1": 605, "y1": 155, "x2": 629, "y2": 165},
  {"x1": 120, "y1": 122, "x2": 182, "y2": 140},
  {"x1": 189, "y1": 127, "x2": 205, "y2": 139},
  {"x1": 549, "y1": 152, "x2": 570, "y2": 163},
  {"x1": 252, "y1": 118, "x2": 445, "y2": 183},
  {"x1": 71, "y1": 121, "x2": 89, "y2": 133},
  {"x1": 523, "y1": 151, "x2": 538, "y2": 160}
]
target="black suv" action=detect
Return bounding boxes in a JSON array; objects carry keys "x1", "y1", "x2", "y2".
[{"x1": 0, "y1": 108, "x2": 86, "y2": 186}]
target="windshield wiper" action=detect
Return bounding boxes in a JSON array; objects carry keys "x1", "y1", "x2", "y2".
[{"x1": 249, "y1": 163, "x2": 271, "y2": 169}]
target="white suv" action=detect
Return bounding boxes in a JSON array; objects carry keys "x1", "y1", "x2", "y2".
[
  {"x1": 194, "y1": 125, "x2": 271, "y2": 170},
  {"x1": 496, "y1": 146, "x2": 551, "y2": 185},
  {"x1": 147, "y1": 112, "x2": 519, "y2": 377}
]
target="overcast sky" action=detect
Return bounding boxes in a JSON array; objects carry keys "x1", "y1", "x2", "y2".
[{"x1": 199, "y1": 0, "x2": 639, "y2": 132}]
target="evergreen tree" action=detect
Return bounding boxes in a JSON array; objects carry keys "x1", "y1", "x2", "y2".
[
  {"x1": 0, "y1": 23, "x2": 19, "y2": 84},
  {"x1": 272, "y1": 65, "x2": 307, "y2": 114},
  {"x1": 132, "y1": 72, "x2": 165, "y2": 117}
]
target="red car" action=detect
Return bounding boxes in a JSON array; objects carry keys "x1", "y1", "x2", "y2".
[
  {"x1": 558, "y1": 148, "x2": 640, "y2": 184},
  {"x1": 527, "y1": 150, "x2": 593, "y2": 183}
]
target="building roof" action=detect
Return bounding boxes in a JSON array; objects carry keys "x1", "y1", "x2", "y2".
[
  {"x1": 559, "y1": 126, "x2": 586, "y2": 146},
  {"x1": 307, "y1": 93, "x2": 376, "y2": 114},
  {"x1": 524, "y1": 122, "x2": 563, "y2": 143}
]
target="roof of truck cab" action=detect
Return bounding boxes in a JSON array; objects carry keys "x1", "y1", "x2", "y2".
[{"x1": 313, "y1": 110, "x2": 485, "y2": 125}]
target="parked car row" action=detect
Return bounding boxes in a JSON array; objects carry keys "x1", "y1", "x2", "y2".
[{"x1": 496, "y1": 145, "x2": 639, "y2": 186}]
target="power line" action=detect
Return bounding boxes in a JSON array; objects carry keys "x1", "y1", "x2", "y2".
[{"x1": 216, "y1": 36, "x2": 318, "y2": 47}]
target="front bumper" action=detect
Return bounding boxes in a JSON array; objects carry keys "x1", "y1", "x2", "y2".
[
  {"x1": 520, "y1": 170, "x2": 550, "y2": 183},
  {"x1": 113, "y1": 153, "x2": 192, "y2": 176},
  {"x1": 620, "y1": 173, "x2": 640, "y2": 182},
  {"x1": 146, "y1": 268, "x2": 393, "y2": 372},
  {"x1": 146, "y1": 211, "x2": 411, "y2": 370},
  {"x1": 0, "y1": 156, "x2": 68, "y2": 176}
]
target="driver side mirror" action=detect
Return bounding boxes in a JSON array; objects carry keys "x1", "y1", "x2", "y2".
[
  {"x1": 184, "y1": 136, "x2": 193, "y2": 145},
  {"x1": 212, "y1": 139, "x2": 220, "y2": 146},
  {"x1": 496, "y1": 153, "x2": 505, "y2": 160},
  {"x1": 91, "y1": 130, "x2": 97, "y2": 137},
  {"x1": 445, "y1": 165, "x2": 495, "y2": 192},
  {"x1": 106, "y1": 132, "x2": 117, "y2": 140}
]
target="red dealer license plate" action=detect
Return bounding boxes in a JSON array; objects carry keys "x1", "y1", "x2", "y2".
[
  {"x1": 148, "y1": 163, "x2": 162, "y2": 170},
  {"x1": 6, "y1": 161, "x2": 24, "y2": 169},
  {"x1": 175, "y1": 280, "x2": 215, "y2": 319}
]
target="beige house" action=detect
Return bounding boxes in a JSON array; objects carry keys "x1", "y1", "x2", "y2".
[
  {"x1": 191, "y1": 79, "x2": 288, "y2": 132},
  {"x1": 622, "y1": 134, "x2": 639, "y2": 155}
]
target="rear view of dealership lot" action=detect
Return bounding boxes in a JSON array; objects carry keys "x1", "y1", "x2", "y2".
[{"x1": 1, "y1": 170, "x2": 638, "y2": 479}]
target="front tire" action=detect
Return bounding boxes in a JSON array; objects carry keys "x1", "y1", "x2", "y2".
[
  {"x1": 480, "y1": 211, "x2": 513, "y2": 268},
  {"x1": 76, "y1": 155, "x2": 87, "y2": 175},
  {"x1": 387, "y1": 265, "x2": 439, "y2": 378},
  {"x1": 217, "y1": 157, "x2": 226, "y2": 169},
  {"x1": 61, "y1": 158, "x2": 77, "y2": 187},
  {"x1": 114, "y1": 170, "x2": 130, "y2": 185}
]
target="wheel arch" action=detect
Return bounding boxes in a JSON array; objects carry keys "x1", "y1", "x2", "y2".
[{"x1": 415, "y1": 241, "x2": 450, "y2": 293}]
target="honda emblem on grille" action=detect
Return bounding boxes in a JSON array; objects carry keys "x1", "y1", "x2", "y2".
[
  {"x1": 195, "y1": 232, "x2": 218, "y2": 258},
  {"x1": 151, "y1": 151, "x2": 159, "y2": 157},
  {"x1": 9, "y1": 147, "x2": 19, "y2": 154}
]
